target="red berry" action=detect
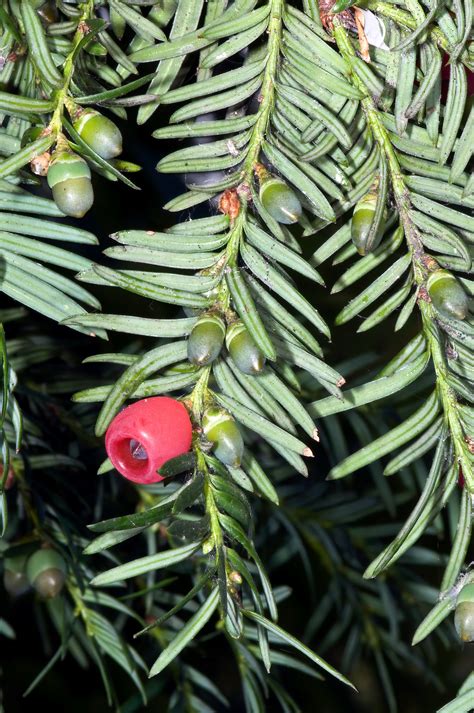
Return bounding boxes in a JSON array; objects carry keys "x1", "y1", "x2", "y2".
[{"x1": 105, "y1": 397, "x2": 193, "y2": 484}]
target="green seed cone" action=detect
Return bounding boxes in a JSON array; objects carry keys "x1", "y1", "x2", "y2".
[
  {"x1": 37, "y1": 1, "x2": 57, "y2": 24},
  {"x1": 51, "y1": 177, "x2": 94, "y2": 219},
  {"x1": 47, "y1": 151, "x2": 93, "y2": 218},
  {"x1": 427, "y1": 269, "x2": 469, "y2": 321},
  {"x1": 351, "y1": 190, "x2": 380, "y2": 255},
  {"x1": 203, "y1": 408, "x2": 244, "y2": 467},
  {"x1": 4, "y1": 554, "x2": 28, "y2": 575},
  {"x1": 187, "y1": 314, "x2": 225, "y2": 366},
  {"x1": 74, "y1": 109, "x2": 123, "y2": 160},
  {"x1": 3, "y1": 555, "x2": 30, "y2": 597},
  {"x1": 226, "y1": 321, "x2": 265, "y2": 375},
  {"x1": 454, "y1": 583, "x2": 474, "y2": 642},
  {"x1": 47, "y1": 150, "x2": 91, "y2": 186},
  {"x1": 26, "y1": 549, "x2": 67, "y2": 599},
  {"x1": 259, "y1": 177, "x2": 302, "y2": 225},
  {"x1": 456, "y1": 583, "x2": 474, "y2": 605}
]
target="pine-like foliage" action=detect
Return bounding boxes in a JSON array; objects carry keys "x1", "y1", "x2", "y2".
[{"x1": 0, "y1": 1, "x2": 473, "y2": 711}]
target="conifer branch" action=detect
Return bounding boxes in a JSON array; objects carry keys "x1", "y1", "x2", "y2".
[{"x1": 334, "y1": 18, "x2": 473, "y2": 491}]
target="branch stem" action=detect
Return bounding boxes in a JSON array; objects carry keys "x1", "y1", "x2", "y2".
[
  {"x1": 241, "y1": 0, "x2": 283, "y2": 182},
  {"x1": 50, "y1": 0, "x2": 95, "y2": 136}
]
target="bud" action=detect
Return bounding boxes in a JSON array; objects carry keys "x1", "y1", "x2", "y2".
[
  {"x1": 187, "y1": 314, "x2": 225, "y2": 366},
  {"x1": 31, "y1": 152, "x2": 51, "y2": 177},
  {"x1": 454, "y1": 583, "x2": 474, "y2": 642},
  {"x1": 226, "y1": 320, "x2": 265, "y2": 375},
  {"x1": 351, "y1": 187, "x2": 385, "y2": 255},
  {"x1": 258, "y1": 174, "x2": 302, "y2": 225},
  {"x1": 26, "y1": 548, "x2": 67, "y2": 599},
  {"x1": 21, "y1": 124, "x2": 52, "y2": 175},
  {"x1": 3, "y1": 555, "x2": 30, "y2": 597},
  {"x1": 73, "y1": 108, "x2": 123, "y2": 160},
  {"x1": 47, "y1": 150, "x2": 94, "y2": 218},
  {"x1": 427, "y1": 269, "x2": 469, "y2": 321},
  {"x1": 202, "y1": 407, "x2": 244, "y2": 468}
]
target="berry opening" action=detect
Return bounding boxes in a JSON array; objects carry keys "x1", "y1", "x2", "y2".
[
  {"x1": 129, "y1": 439, "x2": 148, "y2": 460},
  {"x1": 113, "y1": 435, "x2": 152, "y2": 481}
]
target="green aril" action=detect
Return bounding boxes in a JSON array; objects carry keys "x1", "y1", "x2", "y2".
[
  {"x1": 26, "y1": 548, "x2": 67, "y2": 599},
  {"x1": 427, "y1": 269, "x2": 469, "y2": 321},
  {"x1": 73, "y1": 108, "x2": 123, "y2": 160},
  {"x1": 454, "y1": 583, "x2": 474, "y2": 643},
  {"x1": 37, "y1": 1, "x2": 57, "y2": 24},
  {"x1": 3, "y1": 555, "x2": 30, "y2": 597},
  {"x1": 47, "y1": 150, "x2": 94, "y2": 218},
  {"x1": 187, "y1": 314, "x2": 225, "y2": 366},
  {"x1": 226, "y1": 320, "x2": 265, "y2": 375},
  {"x1": 202, "y1": 407, "x2": 244, "y2": 468},
  {"x1": 259, "y1": 176, "x2": 302, "y2": 225},
  {"x1": 351, "y1": 188, "x2": 383, "y2": 255}
]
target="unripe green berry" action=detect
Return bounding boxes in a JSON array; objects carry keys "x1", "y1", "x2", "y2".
[
  {"x1": 47, "y1": 151, "x2": 94, "y2": 218},
  {"x1": 427, "y1": 269, "x2": 469, "y2": 321},
  {"x1": 187, "y1": 314, "x2": 225, "y2": 366},
  {"x1": 202, "y1": 407, "x2": 244, "y2": 467},
  {"x1": 3, "y1": 555, "x2": 30, "y2": 597},
  {"x1": 74, "y1": 109, "x2": 123, "y2": 159},
  {"x1": 26, "y1": 548, "x2": 67, "y2": 599},
  {"x1": 226, "y1": 321, "x2": 265, "y2": 375},
  {"x1": 454, "y1": 583, "x2": 474, "y2": 642},
  {"x1": 37, "y1": 1, "x2": 58, "y2": 24},
  {"x1": 259, "y1": 177, "x2": 302, "y2": 225},
  {"x1": 351, "y1": 190, "x2": 383, "y2": 255},
  {"x1": 48, "y1": 151, "x2": 91, "y2": 185}
]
